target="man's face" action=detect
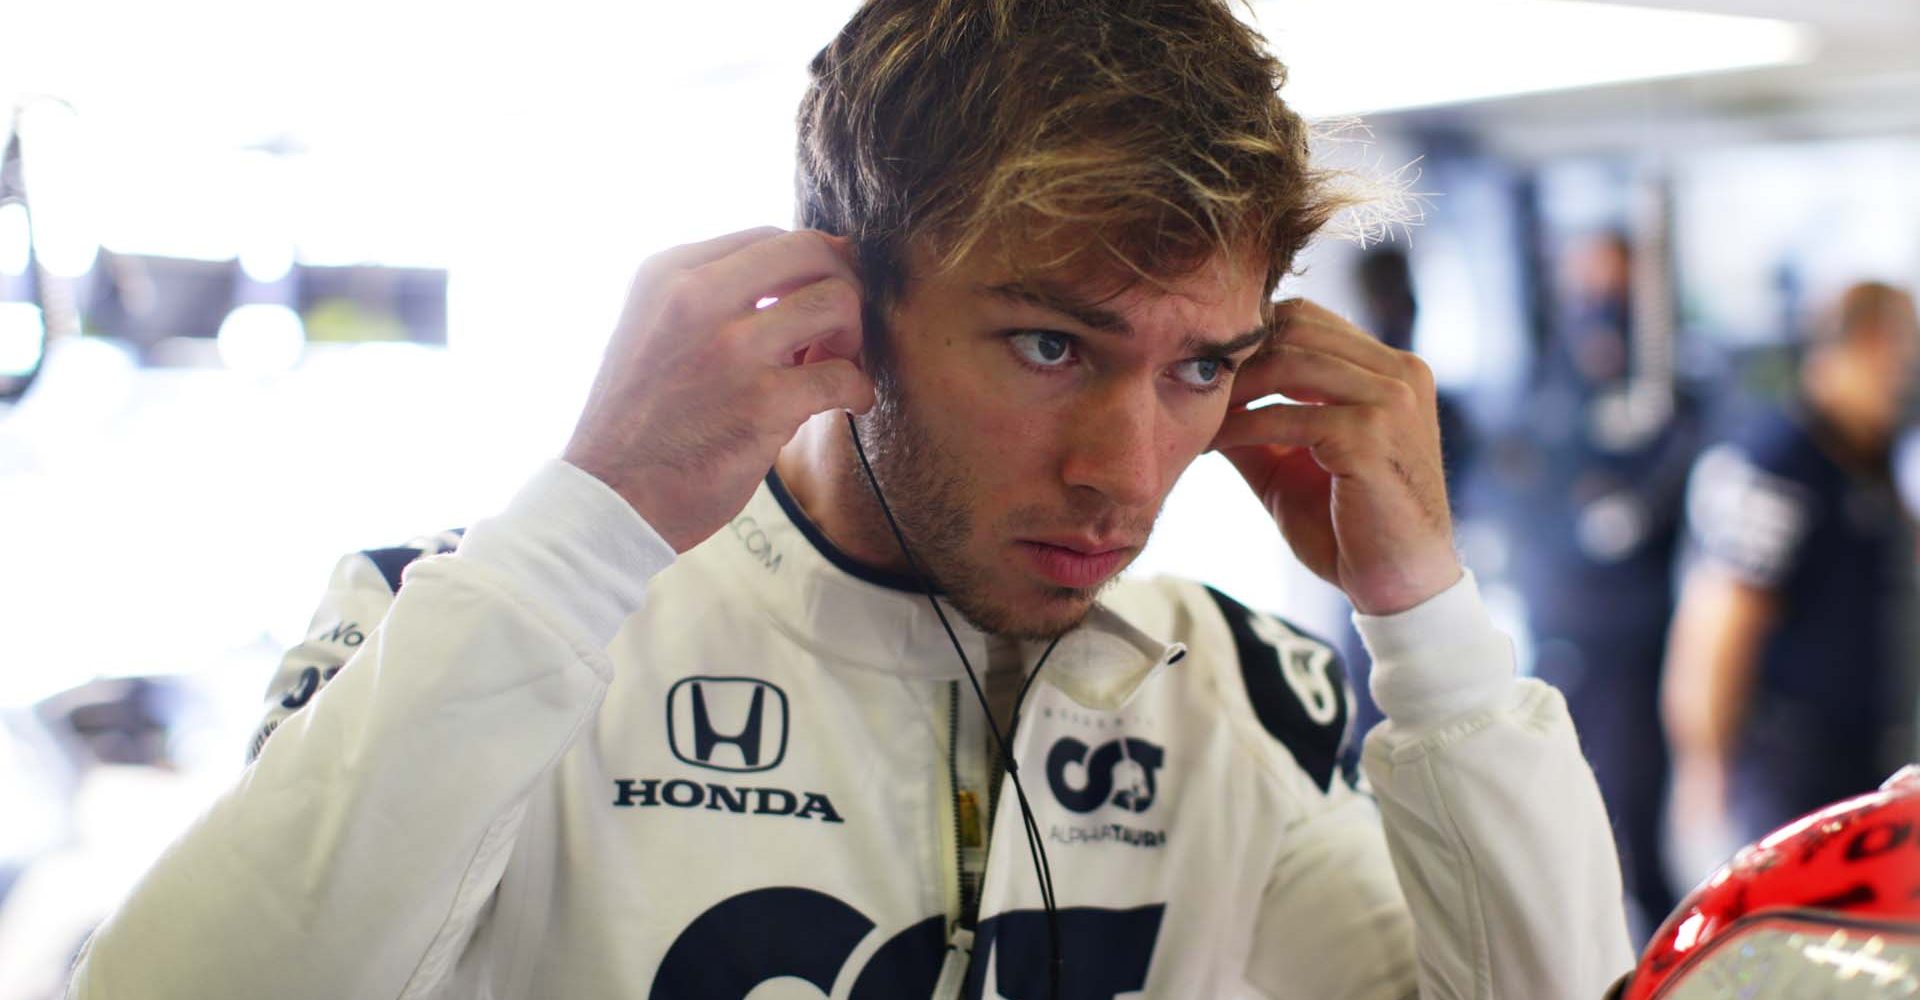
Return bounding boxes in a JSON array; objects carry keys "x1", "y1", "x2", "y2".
[
  {"x1": 1833, "y1": 294, "x2": 1920, "y2": 435},
  {"x1": 853, "y1": 242, "x2": 1270, "y2": 639}
]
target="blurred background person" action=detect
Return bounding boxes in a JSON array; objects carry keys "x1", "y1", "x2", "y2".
[
  {"x1": 1664, "y1": 281, "x2": 1920, "y2": 856},
  {"x1": 1480, "y1": 229, "x2": 1700, "y2": 937}
]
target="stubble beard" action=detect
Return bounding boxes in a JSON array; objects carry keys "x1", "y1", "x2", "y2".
[{"x1": 847, "y1": 365, "x2": 1109, "y2": 641}]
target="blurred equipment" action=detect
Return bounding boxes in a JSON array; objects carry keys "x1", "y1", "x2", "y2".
[
  {"x1": 0, "y1": 678, "x2": 213, "y2": 1000},
  {"x1": 1615, "y1": 766, "x2": 1920, "y2": 1000},
  {"x1": 84, "y1": 255, "x2": 448, "y2": 363},
  {"x1": 0, "y1": 106, "x2": 64, "y2": 403}
]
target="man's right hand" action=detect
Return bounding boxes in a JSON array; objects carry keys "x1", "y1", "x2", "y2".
[{"x1": 563, "y1": 227, "x2": 875, "y2": 553}]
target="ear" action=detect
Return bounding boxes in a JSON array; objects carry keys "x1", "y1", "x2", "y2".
[{"x1": 799, "y1": 338, "x2": 866, "y2": 372}]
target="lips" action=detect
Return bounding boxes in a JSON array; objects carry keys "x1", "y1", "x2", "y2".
[{"x1": 1016, "y1": 539, "x2": 1135, "y2": 589}]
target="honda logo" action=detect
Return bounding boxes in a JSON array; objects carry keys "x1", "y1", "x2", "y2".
[{"x1": 667, "y1": 677, "x2": 789, "y2": 773}]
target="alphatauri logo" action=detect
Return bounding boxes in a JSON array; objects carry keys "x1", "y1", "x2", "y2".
[
  {"x1": 668, "y1": 677, "x2": 788, "y2": 773},
  {"x1": 1045, "y1": 737, "x2": 1167, "y2": 814}
]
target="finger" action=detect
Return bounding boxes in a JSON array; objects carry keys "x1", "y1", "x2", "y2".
[
  {"x1": 1270, "y1": 299, "x2": 1405, "y2": 375},
  {"x1": 1275, "y1": 308, "x2": 1436, "y2": 402},
  {"x1": 776, "y1": 358, "x2": 876, "y2": 419},
  {"x1": 1230, "y1": 344, "x2": 1405, "y2": 408},
  {"x1": 746, "y1": 275, "x2": 864, "y2": 364},
  {"x1": 696, "y1": 230, "x2": 860, "y2": 315},
  {"x1": 647, "y1": 226, "x2": 787, "y2": 273},
  {"x1": 1219, "y1": 441, "x2": 1329, "y2": 504},
  {"x1": 1211, "y1": 400, "x2": 1360, "y2": 453}
]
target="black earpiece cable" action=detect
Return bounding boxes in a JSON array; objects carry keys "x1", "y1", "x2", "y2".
[{"x1": 844, "y1": 412, "x2": 1064, "y2": 1000}]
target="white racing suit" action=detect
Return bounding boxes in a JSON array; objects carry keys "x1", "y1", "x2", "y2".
[{"x1": 68, "y1": 460, "x2": 1633, "y2": 999}]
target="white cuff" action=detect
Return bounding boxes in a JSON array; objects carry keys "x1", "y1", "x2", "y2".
[
  {"x1": 1353, "y1": 569, "x2": 1515, "y2": 730},
  {"x1": 455, "y1": 459, "x2": 676, "y2": 648}
]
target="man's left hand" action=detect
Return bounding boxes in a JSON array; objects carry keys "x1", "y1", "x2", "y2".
[{"x1": 1211, "y1": 299, "x2": 1459, "y2": 616}]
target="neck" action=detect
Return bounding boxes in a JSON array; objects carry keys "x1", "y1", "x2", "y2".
[{"x1": 774, "y1": 411, "x2": 916, "y2": 576}]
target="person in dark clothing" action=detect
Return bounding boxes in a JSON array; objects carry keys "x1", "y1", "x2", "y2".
[
  {"x1": 1665, "y1": 281, "x2": 1919, "y2": 848},
  {"x1": 1486, "y1": 232, "x2": 1700, "y2": 939}
]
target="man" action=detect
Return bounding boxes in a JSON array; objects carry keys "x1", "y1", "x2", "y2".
[
  {"x1": 69, "y1": 2, "x2": 1631, "y2": 998},
  {"x1": 1666, "y1": 280, "x2": 1920, "y2": 849}
]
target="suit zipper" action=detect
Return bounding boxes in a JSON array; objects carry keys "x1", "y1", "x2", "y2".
[
  {"x1": 947, "y1": 680, "x2": 979, "y2": 927},
  {"x1": 930, "y1": 681, "x2": 983, "y2": 1000}
]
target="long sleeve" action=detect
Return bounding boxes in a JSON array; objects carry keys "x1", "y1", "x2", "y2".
[
  {"x1": 67, "y1": 460, "x2": 675, "y2": 1000},
  {"x1": 244, "y1": 529, "x2": 465, "y2": 767},
  {"x1": 1358, "y1": 571, "x2": 1634, "y2": 1000},
  {"x1": 1244, "y1": 780, "x2": 1419, "y2": 1000}
]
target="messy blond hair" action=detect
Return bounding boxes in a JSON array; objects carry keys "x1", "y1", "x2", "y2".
[{"x1": 797, "y1": 0, "x2": 1364, "y2": 313}]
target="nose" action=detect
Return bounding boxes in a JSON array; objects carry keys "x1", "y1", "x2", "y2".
[{"x1": 1059, "y1": 377, "x2": 1161, "y2": 510}]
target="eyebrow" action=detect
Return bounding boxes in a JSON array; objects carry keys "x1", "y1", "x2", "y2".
[
  {"x1": 981, "y1": 280, "x2": 1272, "y2": 358},
  {"x1": 1193, "y1": 325, "x2": 1273, "y2": 360}
]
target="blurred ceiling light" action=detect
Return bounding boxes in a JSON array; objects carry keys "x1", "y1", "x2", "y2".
[
  {"x1": 1258, "y1": 0, "x2": 1816, "y2": 118},
  {"x1": 215, "y1": 303, "x2": 305, "y2": 373},
  {"x1": 13, "y1": 100, "x2": 100, "y2": 278},
  {"x1": 0, "y1": 301, "x2": 47, "y2": 376},
  {"x1": 236, "y1": 147, "x2": 297, "y2": 283},
  {"x1": 0, "y1": 201, "x2": 29, "y2": 276},
  {"x1": 238, "y1": 239, "x2": 296, "y2": 284}
]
